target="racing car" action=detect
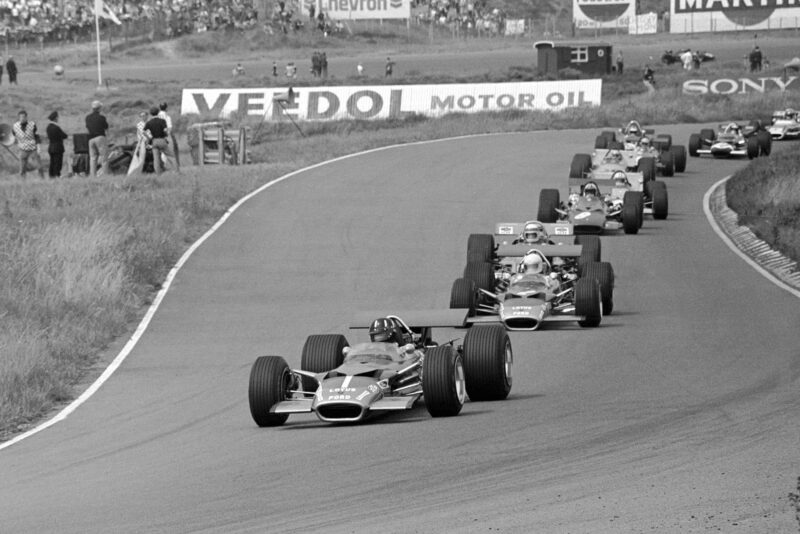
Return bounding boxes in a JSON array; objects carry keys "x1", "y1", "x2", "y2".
[
  {"x1": 450, "y1": 225, "x2": 614, "y2": 331},
  {"x1": 592, "y1": 120, "x2": 687, "y2": 174},
  {"x1": 539, "y1": 172, "x2": 668, "y2": 235},
  {"x1": 768, "y1": 108, "x2": 800, "y2": 140},
  {"x1": 248, "y1": 310, "x2": 512, "y2": 426},
  {"x1": 688, "y1": 121, "x2": 771, "y2": 158}
]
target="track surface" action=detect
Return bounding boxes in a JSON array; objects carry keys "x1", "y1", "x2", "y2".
[{"x1": 1, "y1": 127, "x2": 799, "y2": 532}]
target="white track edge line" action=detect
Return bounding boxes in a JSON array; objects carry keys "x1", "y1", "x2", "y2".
[
  {"x1": 703, "y1": 176, "x2": 800, "y2": 300},
  {"x1": 0, "y1": 131, "x2": 517, "y2": 452}
]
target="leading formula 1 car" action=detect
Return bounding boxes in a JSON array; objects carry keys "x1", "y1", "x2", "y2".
[
  {"x1": 768, "y1": 108, "x2": 800, "y2": 140},
  {"x1": 450, "y1": 225, "x2": 614, "y2": 331},
  {"x1": 248, "y1": 310, "x2": 512, "y2": 426},
  {"x1": 688, "y1": 121, "x2": 771, "y2": 158}
]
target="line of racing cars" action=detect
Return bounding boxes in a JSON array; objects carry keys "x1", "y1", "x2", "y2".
[{"x1": 247, "y1": 119, "x2": 777, "y2": 428}]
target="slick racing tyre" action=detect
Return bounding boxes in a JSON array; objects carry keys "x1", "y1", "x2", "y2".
[
  {"x1": 671, "y1": 145, "x2": 687, "y2": 172},
  {"x1": 655, "y1": 134, "x2": 672, "y2": 150},
  {"x1": 650, "y1": 181, "x2": 669, "y2": 220},
  {"x1": 249, "y1": 356, "x2": 293, "y2": 427},
  {"x1": 569, "y1": 153, "x2": 592, "y2": 179},
  {"x1": 747, "y1": 136, "x2": 760, "y2": 159},
  {"x1": 462, "y1": 324, "x2": 512, "y2": 401},
  {"x1": 537, "y1": 188, "x2": 560, "y2": 223},
  {"x1": 594, "y1": 135, "x2": 607, "y2": 149},
  {"x1": 638, "y1": 157, "x2": 656, "y2": 182},
  {"x1": 464, "y1": 261, "x2": 495, "y2": 292},
  {"x1": 622, "y1": 192, "x2": 641, "y2": 235},
  {"x1": 301, "y1": 334, "x2": 348, "y2": 393},
  {"x1": 467, "y1": 233, "x2": 494, "y2": 263},
  {"x1": 660, "y1": 149, "x2": 674, "y2": 177},
  {"x1": 688, "y1": 134, "x2": 701, "y2": 157},
  {"x1": 450, "y1": 278, "x2": 477, "y2": 317},
  {"x1": 575, "y1": 278, "x2": 602, "y2": 327},
  {"x1": 582, "y1": 261, "x2": 615, "y2": 315},
  {"x1": 757, "y1": 130, "x2": 771, "y2": 156},
  {"x1": 601, "y1": 130, "x2": 616, "y2": 145},
  {"x1": 422, "y1": 345, "x2": 466, "y2": 417},
  {"x1": 699, "y1": 128, "x2": 716, "y2": 143},
  {"x1": 576, "y1": 234, "x2": 601, "y2": 275}
]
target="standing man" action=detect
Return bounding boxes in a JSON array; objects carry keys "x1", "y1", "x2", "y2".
[
  {"x1": 158, "y1": 102, "x2": 180, "y2": 172},
  {"x1": 616, "y1": 51, "x2": 623, "y2": 75},
  {"x1": 0, "y1": 56, "x2": 4, "y2": 85},
  {"x1": 6, "y1": 55, "x2": 17, "y2": 84},
  {"x1": 385, "y1": 56, "x2": 394, "y2": 78},
  {"x1": 144, "y1": 106, "x2": 176, "y2": 175},
  {"x1": 46, "y1": 111, "x2": 68, "y2": 178},
  {"x1": 12, "y1": 110, "x2": 44, "y2": 179},
  {"x1": 85, "y1": 100, "x2": 109, "y2": 178}
]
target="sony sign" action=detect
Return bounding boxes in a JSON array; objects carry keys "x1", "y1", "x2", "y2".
[{"x1": 682, "y1": 76, "x2": 798, "y2": 94}]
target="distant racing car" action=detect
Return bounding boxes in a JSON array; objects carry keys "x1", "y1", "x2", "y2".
[
  {"x1": 248, "y1": 310, "x2": 512, "y2": 426},
  {"x1": 592, "y1": 120, "x2": 687, "y2": 174},
  {"x1": 768, "y1": 108, "x2": 800, "y2": 140},
  {"x1": 688, "y1": 122, "x2": 771, "y2": 158}
]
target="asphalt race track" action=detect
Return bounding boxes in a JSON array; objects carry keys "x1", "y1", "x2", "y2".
[{"x1": 1, "y1": 127, "x2": 799, "y2": 533}]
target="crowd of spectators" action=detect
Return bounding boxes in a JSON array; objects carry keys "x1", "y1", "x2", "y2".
[
  {"x1": 0, "y1": 0, "x2": 259, "y2": 45},
  {"x1": 412, "y1": 0, "x2": 507, "y2": 36}
]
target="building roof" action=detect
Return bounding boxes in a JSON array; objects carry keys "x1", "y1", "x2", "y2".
[{"x1": 534, "y1": 40, "x2": 612, "y2": 49}]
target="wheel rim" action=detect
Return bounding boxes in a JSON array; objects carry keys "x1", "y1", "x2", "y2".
[
  {"x1": 280, "y1": 368, "x2": 293, "y2": 400},
  {"x1": 503, "y1": 339, "x2": 513, "y2": 385},
  {"x1": 454, "y1": 358, "x2": 467, "y2": 404}
]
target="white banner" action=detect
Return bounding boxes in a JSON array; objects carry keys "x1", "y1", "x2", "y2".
[
  {"x1": 315, "y1": 0, "x2": 410, "y2": 20},
  {"x1": 670, "y1": 0, "x2": 800, "y2": 33},
  {"x1": 504, "y1": 19, "x2": 525, "y2": 36},
  {"x1": 682, "y1": 76, "x2": 799, "y2": 95},
  {"x1": 628, "y1": 12, "x2": 657, "y2": 34},
  {"x1": 181, "y1": 81, "x2": 603, "y2": 121},
  {"x1": 573, "y1": 0, "x2": 634, "y2": 29}
]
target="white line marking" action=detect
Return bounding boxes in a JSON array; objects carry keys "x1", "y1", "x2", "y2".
[
  {"x1": 703, "y1": 176, "x2": 800, "y2": 300},
  {"x1": 0, "y1": 132, "x2": 515, "y2": 452}
]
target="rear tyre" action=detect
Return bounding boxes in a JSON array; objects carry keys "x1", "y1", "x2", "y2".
[
  {"x1": 622, "y1": 192, "x2": 641, "y2": 235},
  {"x1": 609, "y1": 141, "x2": 624, "y2": 150},
  {"x1": 463, "y1": 261, "x2": 495, "y2": 292},
  {"x1": 688, "y1": 134, "x2": 701, "y2": 157},
  {"x1": 699, "y1": 128, "x2": 716, "y2": 142},
  {"x1": 467, "y1": 234, "x2": 494, "y2": 263},
  {"x1": 462, "y1": 325, "x2": 512, "y2": 401},
  {"x1": 582, "y1": 261, "x2": 615, "y2": 315},
  {"x1": 569, "y1": 153, "x2": 592, "y2": 179},
  {"x1": 575, "y1": 234, "x2": 601, "y2": 274},
  {"x1": 300, "y1": 334, "x2": 348, "y2": 393},
  {"x1": 757, "y1": 130, "x2": 772, "y2": 156},
  {"x1": 601, "y1": 130, "x2": 616, "y2": 144},
  {"x1": 638, "y1": 157, "x2": 656, "y2": 182},
  {"x1": 249, "y1": 356, "x2": 292, "y2": 427},
  {"x1": 656, "y1": 134, "x2": 672, "y2": 150},
  {"x1": 450, "y1": 278, "x2": 477, "y2": 317},
  {"x1": 746, "y1": 136, "x2": 759, "y2": 159},
  {"x1": 660, "y1": 150, "x2": 674, "y2": 177},
  {"x1": 651, "y1": 181, "x2": 669, "y2": 220},
  {"x1": 575, "y1": 279, "x2": 602, "y2": 327},
  {"x1": 671, "y1": 145, "x2": 687, "y2": 172},
  {"x1": 422, "y1": 345, "x2": 465, "y2": 417},
  {"x1": 537, "y1": 188, "x2": 561, "y2": 223},
  {"x1": 594, "y1": 135, "x2": 607, "y2": 149}
]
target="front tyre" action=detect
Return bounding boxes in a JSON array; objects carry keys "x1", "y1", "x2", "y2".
[
  {"x1": 423, "y1": 345, "x2": 466, "y2": 417},
  {"x1": 450, "y1": 278, "x2": 477, "y2": 317},
  {"x1": 301, "y1": 334, "x2": 348, "y2": 393},
  {"x1": 462, "y1": 324, "x2": 512, "y2": 401},
  {"x1": 249, "y1": 356, "x2": 292, "y2": 427}
]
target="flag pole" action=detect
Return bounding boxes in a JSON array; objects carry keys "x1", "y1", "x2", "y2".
[{"x1": 95, "y1": 7, "x2": 102, "y2": 86}]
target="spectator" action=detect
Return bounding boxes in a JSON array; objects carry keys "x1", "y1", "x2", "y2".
[
  {"x1": 6, "y1": 56, "x2": 18, "y2": 84},
  {"x1": 642, "y1": 64, "x2": 656, "y2": 93},
  {"x1": 46, "y1": 111, "x2": 68, "y2": 178},
  {"x1": 357, "y1": 62, "x2": 364, "y2": 77},
  {"x1": 143, "y1": 106, "x2": 176, "y2": 175},
  {"x1": 158, "y1": 102, "x2": 180, "y2": 172},
  {"x1": 272, "y1": 60, "x2": 278, "y2": 77},
  {"x1": 616, "y1": 51, "x2": 623, "y2": 75},
  {"x1": 385, "y1": 56, "x2": 394, "y2": 77},
  {"x1": 749, "y1": 45, "x2": 762, "y2": 72},
  {"x1": 233, "y1": 62, "x2": 246, "y2": 77},
  {"x1": 12, "y1": 109, "x2": 44, "y2": 179},
  {"x1": 321, "y1": 51, "x2": 327, "y2": 78},
  {"x1": 85, "y1": 100, "x2": 109, "y2": 178},
  {"x1": 0, "y1": 56, "x2": 3, "y2": 85}
]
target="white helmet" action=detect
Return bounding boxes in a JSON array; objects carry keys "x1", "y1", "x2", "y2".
[
  {"x1": 583, "y1": 182, "x2": 600, "y2": 197},
  {"x1": 639, "y1": 137, "x2": 651, "y2": 148},
  {"x1": 612, "y1": 170, "x2": 630, "y2": 187},
  {"x1": 522, "y1": 221, "x2": 547, "y2": 244},
  {"x1": 520, "y1": 250, "x2": 549, "y2": 275}
]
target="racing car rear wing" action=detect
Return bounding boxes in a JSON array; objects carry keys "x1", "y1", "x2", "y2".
[
  {"x1": 350, "y1": 309, "x2": 470, "y2": 329},
  {"x1": 494, "y1": 222, "x2": 574, "y2": 238},
  {"x1": 496, "y1": 244, "x2": 582, "y2": 259}
]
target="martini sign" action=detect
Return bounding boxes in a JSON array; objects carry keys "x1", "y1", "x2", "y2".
[
  {"x1": 573, "y1": 0, "x2": 634, "y2": 28},
  {"x1": 670, "y1": 0, "x2": 800, "y2": 32}
]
